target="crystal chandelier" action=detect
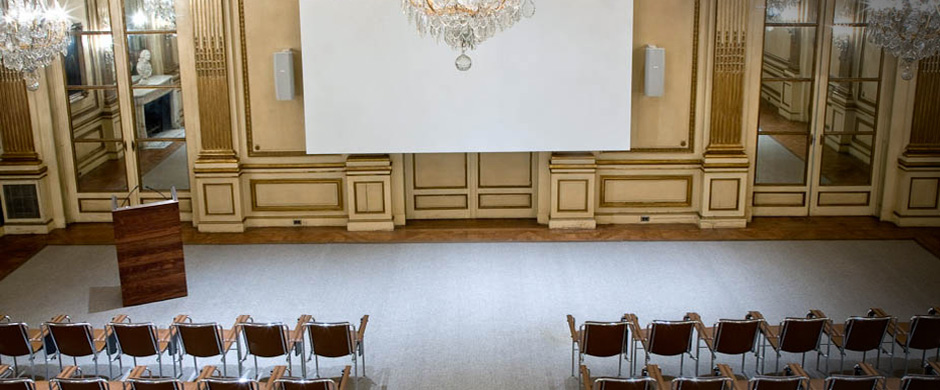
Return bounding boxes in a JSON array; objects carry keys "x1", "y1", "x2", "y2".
[
  {"x1": 402, "y1": 0, "x2": 536, "y2": 71},
  {"x1": 143, "y1": 0, "x2": 176, "y2": 27},
  {"x1": 865, "y1": 0, "x2": 940, "y2": 80},
  {"x1": 0, "y1": 0, "x2": 70, "y2": 91},
  {"x1": 766, "y1": 0, "x2": 800, "y2": 20}
]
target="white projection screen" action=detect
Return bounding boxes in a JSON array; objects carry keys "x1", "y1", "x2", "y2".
[{"x1": 299, "y1": 0, "x2": 633, "y2": 154}]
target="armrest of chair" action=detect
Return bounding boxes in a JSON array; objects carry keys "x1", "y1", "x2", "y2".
[
  {"x1": 230, "y1": 315, "x2": 252, "y2": 338},
  {"x1": 786, "y1": 363, "x2": 815, "y2": 390},
  {"x1": 809, "y1": 310, "x2": 836, "y2": 336},
  {"x1": 931, "y1": 307, "x2": 939, "y2": 315},
  {"x1": 0, "y1": 365, "x2": 12, "y2": 378},
  {"x1": 685, "y1": 312, "x2": 713, "y2": 348},
  {"x1": 337, "y1": 366, "x2": 351, "y2": 390},
  {"x1": 57, "y1": 366, "x2": 79, "y2": 379},
  {"x1": 644, "y1": 364, "x2": 668, "y2": 390},
  {"x1": 869, "y1": 308, "x2": 897, "y2": 336},
  {"x1": 566, "y1": 315, "x2": 578, "y2": 343},
  {"x1": 195, "y1": 365, "x2": 220, "y2": 381},
  {"x1": 290, "y1": 315, "x2": 313, "y2": 344},
  {"x1": 42, "y1": 315, "x2": 69, "y2": 337},
  {"x1": 926, "y1": 361, "x2": 940, "y2": 376},
  {"x1": 357, "y1": 315, "x2": 369, "y2": 342},
  {"x1": 622, "y1": 313, "x2": 644, "y2": 342},
  {"x1": 111, "y1": 314, "x2": 130, "y2": 324},
  {"x1": 579, "y1": 365, "x2": 593, "y2": 390},
  {"x1": 855, "y1": 363, "x2": 886, "y2": 389},
  {"x1": 262, "y1": 366, "x2": 288, "y2": 390},
  {"x1": 749, "y1": 311, "x2": 776, "y2": 340},
  {"x1": 126, "y1": 366, "x2": 150, "y2": 380},
  {"x1": 715, "y1": 364, "x2": 745, "y2": 390}
]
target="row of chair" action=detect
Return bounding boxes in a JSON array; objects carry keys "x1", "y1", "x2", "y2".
[
  {"x1": 581, "y1": 362, "x2": 940, "y2": 390},
  {"x1": 0, "y1": 313, "x2": 369, "y2": 382},
  {"x1": 567, "y1": 307, "x2": 940, "y2": 384},
  {"x1": 0, "y1": 363, "x2": 350, "y2": 390}
]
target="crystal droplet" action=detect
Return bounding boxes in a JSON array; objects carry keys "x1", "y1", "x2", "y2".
[
  {"x1": 455, "y1": 53, "x2": 472, "y2": 71},
  {"x1": 522, "y1": 0, "x2": 535, "y2": 18}
]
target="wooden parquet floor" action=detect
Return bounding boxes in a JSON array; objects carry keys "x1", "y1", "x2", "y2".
[{"x1": 1, "y1": 217, "x2": 938, "y2": 281}]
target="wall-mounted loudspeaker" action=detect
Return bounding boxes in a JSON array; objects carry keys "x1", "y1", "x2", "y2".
[
  {"x1": 644, "y1": 45, "x2": 665, "y2": 98},
  {"x1": 274, "y1": 50, "x2": 295, "y2": 101}
]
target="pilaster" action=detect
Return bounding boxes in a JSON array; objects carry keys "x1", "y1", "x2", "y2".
[
  {"x1": 893, "y1": 56, "x2": 940, "y2": 226},
  {"x1": 549, "y1": 153, "x2": 597, "y2": 229},
  {"x1": 188, "y1": 0, "x2": 244, "y2": 232},
  {"x1": 345, "y1": 155, "x2": 395, "y2": 232}
]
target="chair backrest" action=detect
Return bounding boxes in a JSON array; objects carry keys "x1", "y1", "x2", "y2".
[
  {"x1": 672, "y1": 377, "x2": 728, "y2": 390},
  {"x1": 52, "y1": 378, "x2": 109, "y2": 390},
  {"x1": 779, "y1": 317, "x2": 827, "y2": 353},
  {"x1": 648, "y1": 320, "x2": 695, "y2": 357},
  {"x1": 242, "y1": 322, "x2": 289, "y2": 358},
  {"x1": 907, "y1": 315, "x2": 940, "y2": 350},
  {"x1": 842, "y1": 316, "x2": 890, "y2": 352},
  {"x1": 714, "y1": 319, "x2": 762, "y2": 355},
  {"x1": 199, "y1": 379, "x2": 258, "y2": 390},
  {"x1": 127, "y1": 379, "x2": 183, "y2": 390},
  {"x1": 47, "y1": 323, "x2": 96, "y2": 357},
  {"x1": 0, "y1": 323, "x2": 32, "y2": 357},
  {"x1": 306, "y1": 322, "x2": 353, "y2": 358},
  {"x1": 748, "y1": 376, "x2": 803, "y2": 390},
  {"x1": 111, "y1": 323, "x2": 159, "y2": 358},
  {"x1": 581, "y1": 322, "x2": 629, "y2": 358},
  {"x1": 823, "y1": 375, "x2": 881, "y2": 390},
  {"x1": 901, "y1": 375, "x2": 940, "y2": 390},
  {"x1": 275, "y1": 379, "x2": 337, "y2": 390},
  {"x1": 174, "y1": 323, "x2": 223, "y2": 358},
  {"x1": 0, "y1": 379, "x2": 37, "y2": 390},
  {"x1": 592, "y1": 377, "x2": 655, "y2": 390}
]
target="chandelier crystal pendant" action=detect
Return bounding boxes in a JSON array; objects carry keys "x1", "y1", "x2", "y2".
[
  {"x1": 143, "y1": 0, "x2": 176, "y2": 27},
  {"x1": 865, "y1": 0, "x2": 940, "y2": 80},
  {"x1": 402, "y1": 0, "x2": 536, "y2": 71},
  {"x1": 0, "y1": 0, "x2": 71, "y2": 91}
]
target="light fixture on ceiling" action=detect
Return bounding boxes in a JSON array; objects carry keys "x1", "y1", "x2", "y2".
[
  {"x1": 142, "y1": 0, "x2": 175, "y2": 28},
  {"x1": 402, "y1": 0, "x2": 536, "y2": 71},
  {"x1": 865, "y1": 0, "x2": 940, "y2": 80},
  {"x1": 0, "y1": 0, "x2": 70, "y2": 91}
]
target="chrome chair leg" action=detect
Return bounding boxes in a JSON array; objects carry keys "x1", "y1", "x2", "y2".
[{"x1": 570, "y1": 341, "x2": 575, "y2": 377}]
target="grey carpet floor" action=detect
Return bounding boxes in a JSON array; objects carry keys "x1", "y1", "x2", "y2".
[{"x1": 1, "y1": 241, "x2": 939, "y2": 389}]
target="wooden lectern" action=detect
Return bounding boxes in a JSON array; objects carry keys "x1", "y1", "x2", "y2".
[{"x1": 111, "y1": 188, "x2": 187, "y2": 306}]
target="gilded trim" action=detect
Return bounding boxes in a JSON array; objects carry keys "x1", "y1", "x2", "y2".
[
  {"x1": 556, "y1": 179, "x2": 590, "y2": 212},
  {"x1": 413, "y1": 194, "x2": 469, "y2": 211},
  {"x1": 599, "y1": 175, "x2": 694, "y2": 208},
  {"x1": 0, "y1": 69, "x2": 38, "y2": 162},
  {"x1": 708, "y1": 178, "x2": 741, "y2": 211},
  {"x1": 596, "y1": 159, "x2": 703, "y2": 166},
  {"x1": 707, "y1": 0, "x2": 748, "y2": 152},
  {"x1": 202, "y1": 183, "x2": 237, "y2": 216},
  {"x1": 353, "y1": 181, "x2": 387, "y2": 214},
  {"x1": 192, "y1": 0, "x2": 236, "y2": 156},
  {"x1": 476, "y1": 153, "x2": 534, "y2": 189},
  {"x1": 908, "y1": 55, "x2": 940, "y2": 156},
  {"x1": 249, "y1": 179, "x2": 344, "y2": 212},
  {"x1": 908, "y1": 178, "x2": 940, "y2": 210}
]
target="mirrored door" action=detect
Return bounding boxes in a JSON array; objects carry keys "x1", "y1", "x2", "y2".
[{"x1": 752, "y1": 0, "x2": 887, "y2": 216}]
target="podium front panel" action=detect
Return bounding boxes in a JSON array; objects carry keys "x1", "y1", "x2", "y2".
[{"x1": 113, "y1": 200, "x2": 187, "y2": 306}]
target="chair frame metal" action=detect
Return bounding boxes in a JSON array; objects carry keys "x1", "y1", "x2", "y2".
[
  {"x1": 44, "y1": 320, "x2": 113, "y2": 379},
  {"x1": 0, "y1": 316, "x2": 47, "y2": 380},
  {"x1": 706, "y1": 318, "x2": 764, "y2": 378},
  {"x1": 0, "y1": 377, "x2": 37, "y2": 390},
  {"x1": 893, "y1": 313, "x2": 940, "y2": 376},
  {"x1": 900, "y1": 374, "x2": 940, "y2": 390},
  {"x1": 761, "y1": 316, "x2": 829, "y2": 375},
  {"x1": 302, "y1": 321, "x2": 362, "y2": 380},
  {"x1": 238, "y1": 320, "x2": 294, "y2": 379},
  {"x1": 634, "y1": 320, "x2": 699, "y2": 378},
  {"x1": 108, "y1": 319, "x2": 175, "y2": 378},
  {"x1": 671, "y1": 376, "x2": 730, "y2": 390},
  {"x1": 574, "y1": 320, "x2": 630, "y2": 382},
  {"x1": 591, "y1": 376, "x2": 655, "y2": 390},
  {"x1": 822, "y1": 375, "x2": 882, "y2": 390},
  {"x1": 170, "y1": 322, "x2": 234, "y2": 378},
  {"x1": 50, "y1": 377, "x2": 110, "y2": 390},
  {"x1": 825, "y1": 315, "x2": 892, "y2": 375},
  {"x1": 746, "y1": 375, "x2": 805, "y2": 390},
  {"x1": 273, "y1": 378, "x2": 338, "y2": 390}
]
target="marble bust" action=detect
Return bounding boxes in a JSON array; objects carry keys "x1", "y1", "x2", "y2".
[{"x1": 137, "y1": 50, "x2": 153, "y2": 81}]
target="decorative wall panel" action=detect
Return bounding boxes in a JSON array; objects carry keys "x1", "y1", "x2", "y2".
[
  {"x1": 707, "y1": 0, "x2": 748, "y2": 152},
  {"x1": 0, "y1": 70, "x2": 37, "y2": 161},
  {"x1": 192, "y1": 0, "x2": 235, "y2": 157},
  {"x1": 908, "y1": 55, "x2": 940, "y2": 155}
]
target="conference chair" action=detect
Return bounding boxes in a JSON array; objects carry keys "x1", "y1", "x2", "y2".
[
  {"x1": 900, "y1": 374, "x2": 940, "y2": 390},
  {"x1": 303, "y1": 316, "x2": 368, "y2": 379},
  {"x1": 883, "y1": 307, "x2": 940, "y2": 375},
  {"x1": 126, "y1": 378, "x2": 184, "y2": 390},
  {"x1": 0, "y1": 317, "x2": 46, "y2": 379},
  {"x1": 749, "y1": 311, "x2": 828, "y2": 375},
  {"x1": 0, "y1": 378, "x2": 36, "y2": 390},
  {"x1": 50, "y1": 377, "x2": 110, "y2": 390},
  {"x1": 579, "y1": 365, "x2": 655, "y2": 390},
  {"x1": 821, "y1": 375, "x2": 881, "y2": 390},
  {"x1": 688, "y1": 313, "x2": 763, "y2": 377},
  {"x1": 44, "y1": 320, "x2": 112, "y2": 379},
  {"x1": 198, "y1": 378, "x2": 259, "y2": 390},
  {"x1": 108, "y1": 319, "x2": 175, "y2": 378},
  {"x1": 566, "y1": 315, "x2": 630, "y2": 379},
  {"x1": 0, "y1": 365, "x2": 12, "y2": 378},
  {"x1": 821, "y1": 310, "x2": 891, "y2": 374},
  {"x1": 239, "y1": 318, "x2": 303, "y2": 379},
  {"x1": 274, "y1": 366, "x2": 351, "y2": 390},
  {"x1": 172, "y1": 317, "x2": 244, "y2": 378},
  {"x1": 746, "y1": 376, "x2": 803, "y2": 390},
  {"x1": 671, "y1": 377, "x2": 729, "y2": 390},
  {"x1": 625, "y1": 313, "x2": 699, "y2": 377}
]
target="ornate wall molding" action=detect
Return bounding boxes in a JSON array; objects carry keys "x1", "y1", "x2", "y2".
[
  {"x1": 192, "y1": 0, "x2": 236, "y2": 160},
  {"x1": 907, "y1": 55, "x2": 940, "y2": 156},
  {"x1": 706, "y1": 0, "x2": 748, "y2": 155},
  {"x1": 0, "y1": 70, "x2": 39, "y2": 163}
]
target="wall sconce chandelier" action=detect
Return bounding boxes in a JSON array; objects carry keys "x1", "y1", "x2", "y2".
[
  {"x1": 0, "y1": 0, "x2": 70, "y2": 91},
  {"x1": 865, "y1": 0, "x2": 940, "y2": 80},
  {"x1": 402, "y1": 0, "x2": 535, "y2": 71}
]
